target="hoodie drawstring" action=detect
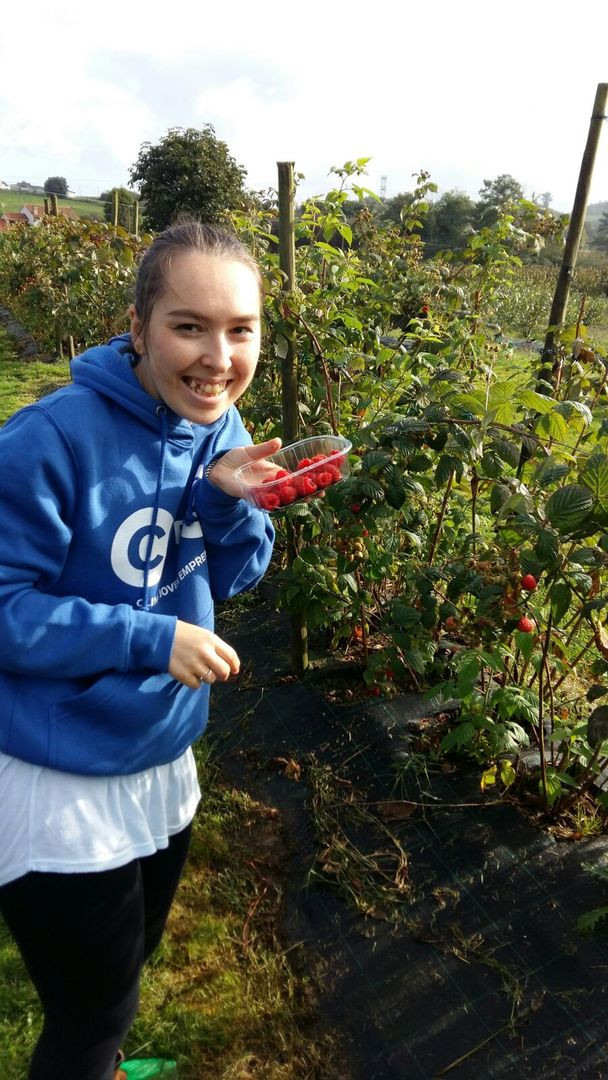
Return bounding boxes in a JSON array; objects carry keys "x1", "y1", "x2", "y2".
[{"x1": 142, "y1": 405, "x2": 168, "y2": 611}]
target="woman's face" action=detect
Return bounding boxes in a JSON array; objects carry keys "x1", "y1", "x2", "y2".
[{"x1": 129, "y1": 251, "x2": 262, "y2": 424}]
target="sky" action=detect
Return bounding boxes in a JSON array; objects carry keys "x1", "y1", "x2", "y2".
[{"x1": 1, "y1": 0, "x2": 607, "y2": 214}]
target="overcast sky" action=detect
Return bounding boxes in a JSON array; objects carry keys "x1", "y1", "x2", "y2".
[{"x1": 1, "y1": 0, "x2": 607, "y2": 213}]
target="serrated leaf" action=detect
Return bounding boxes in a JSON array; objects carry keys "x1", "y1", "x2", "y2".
[
  {"x1": 535, "y1": 410, "x2": 570, "y2": 443},
  {"x1": 580, "y1": 454, "x2": 608, "y2": 501},
  {"x1": 550, "y1": 582, "x2": 572, "y2": 625},
  {"x1": 545, "y1": 485, "x2": 593, "y2": 534},
  {"x1": 534, "y1": 457, "x2": 570, "y2": 489},
  {"x1": 534, "y1": 529, "x2": 559, "y2": 567},
  {"x1": 519, "y1": 389, "x2": 557, "y2": 415}
]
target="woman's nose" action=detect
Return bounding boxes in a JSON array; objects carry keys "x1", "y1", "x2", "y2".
[{"x1": 202, "y1": 334, "x2": 231, "y2": 370}]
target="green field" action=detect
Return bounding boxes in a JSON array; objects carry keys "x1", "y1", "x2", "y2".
[{"x1": 0, "y1": 190, "x2": 105, "y2": 220}]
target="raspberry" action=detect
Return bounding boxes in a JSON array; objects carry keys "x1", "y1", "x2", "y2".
[
  {"x1": 295, "y1": 475, "x2": 318, "y2": 497},
  {"x1": 310, "y1": 454, "x2": 326, "y2": 463},
  {"x1": 314, "y1": 469, "x2": 335, "y2": 487},
  {"x1": 517, "y1": 616, "x2": 535, "y2": 633},
  {"x1": 351, "y1": 502, "x2": 361, "y2": 514},
  {"x1": 257, "y1": 492, "x2": 281, "y2": 511},
  {"x1": 296, "y1": 458, "x2": 313, "y2": 470},
  {"x1": 277, "y1": 482, "x2": 298, "y2": 505},
  {"x1": 521, "y1": 574, "x2": 537, "y2": 591}
]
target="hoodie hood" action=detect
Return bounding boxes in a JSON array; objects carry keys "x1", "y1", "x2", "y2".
[{"x1": 70, "y1": 332, "x2": 227, "y2": 444}]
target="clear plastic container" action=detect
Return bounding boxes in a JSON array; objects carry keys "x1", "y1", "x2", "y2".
[{"x1": 234, "y1": 434, "x2": 352, "y2": 511}]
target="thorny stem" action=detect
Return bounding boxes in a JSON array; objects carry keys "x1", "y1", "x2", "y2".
[
  {"x1": 429, "y1": 471, "x2": 454, "y2": 566},
  {"x1": 471, "y1": 469, "x2": 479, "y2": 558},
  {"x1": 296, "y1": 313, "x2": 338, "y2": 435},
  {"x1": 537, "y1": 613, "x2": 553, "y2": 807}
]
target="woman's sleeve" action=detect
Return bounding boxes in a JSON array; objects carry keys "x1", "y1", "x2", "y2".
[
  {"x1": 0, "y1": 408, "x2": 176, "y2": 678},
  {"x1": 193, "y1": 410, "x2": 275, "y2": 601}
]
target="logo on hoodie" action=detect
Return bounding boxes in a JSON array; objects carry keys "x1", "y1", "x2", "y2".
[{"x1": 111, "y1": 507, "x2": 174, "y2": 588}]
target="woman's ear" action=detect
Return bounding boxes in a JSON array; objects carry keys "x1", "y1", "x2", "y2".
[{"x1": 129, "y1": 304, "x2": 145, "y2": 354}]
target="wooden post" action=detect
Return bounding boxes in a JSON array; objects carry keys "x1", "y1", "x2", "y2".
[
  {"x1": 112, "y1": 190, "x2": 119, "y2": 228},
  {"x1": 132, "y1": 199, "x2": 139, "y2": 237},
  {"x1": 44, "y1": 198, "x2": 49, "y2": 214},
  {"x1": 277, "y1": 161, "x2": 308, "y2": 675},
  {"x1": 542, "y1": 83, "x2": 608, "y2": 383},
  {"x1": 50, "y1": 194, "x2": 58, "y2": 216}
]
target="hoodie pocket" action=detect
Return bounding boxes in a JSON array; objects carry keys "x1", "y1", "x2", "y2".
[{"x1": 48, "y1": 669, "x2": 187, "y2": 773}]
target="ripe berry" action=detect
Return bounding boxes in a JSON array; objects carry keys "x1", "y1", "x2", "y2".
[
  {"x1": 277, "y1": 482, "x2": 298, "y2": 505},
  {"x1": 296, "y1": 458, "x2": 313, "y2": 470},
  {"x1": 295, "y1": 475, "x2": 317, "y2": 497},
  {"x1": 351, "y1": 502, "x2": 361, "y2": 514},
  {"x1": 517, "y1": 616, "x2": 535, "y2": 633},
  {"x1": 315, "y1": 469, "x2": 334, "y2": 487},
  {"x1": 257, "y1": 492, "x2": 281, "y2": 511},
  {"x1": 521, "y1": 574, "x2": 537, "y2": 591}
]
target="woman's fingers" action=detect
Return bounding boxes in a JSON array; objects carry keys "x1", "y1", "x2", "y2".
[{"x1": 169, "y1": 622, "x2": 241, "y2": 688}]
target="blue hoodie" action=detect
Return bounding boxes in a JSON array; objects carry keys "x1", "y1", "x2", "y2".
[{"x1": 0, "y1": 333, "x2": 274, "y2": 775}]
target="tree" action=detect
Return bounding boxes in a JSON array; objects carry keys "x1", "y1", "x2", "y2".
[
  {"x1": 99, "y1": 187, "x2": 139, "y2": 230},
  {"x1": 44, "y1": 176, "x2": 68, "y2": 197},
  {"x1": 422, "y1": 190, "x2": 476, "y2": 251},
  {"x1": 129, "y1": 125, "x2": 247, "y2": 231},
  {"x1": 592, "y1": 210, "x2": 608, "y2": 253},
  {"x1": 476, "y1": 174, "x2": 524, "y2": 224}
]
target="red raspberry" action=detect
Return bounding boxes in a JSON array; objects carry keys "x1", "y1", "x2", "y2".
[
  {"x1": 517, "y1": 617, "x2": 535, "y2": 633},
  {"x1": 296, "y1": 458, "x2": 313, "y2": 470},
  {"x1": 520, "y1": 574, "x2": 537, "y2": 591},
  {"x1": 257, "y1": 492, "x2": 281, "y2": 511},
  {"x1": 310, "y1": 454, "x2": 326, "y2": 464},
  {"x1": 326, "y1": 465, "x2": 342, "y2": 483},
  {"x1": 295, "y1": 475, "x2": 318, "y2": 497},
  {"x1": 315, "y1": 470, "x2": 335, "y2": 487},
  {"x1": 351, "y1": 502, "x2": 361, "y2": 514},
  {"x1": 277, "y1": 482, "x2": 298, "y2": 505}
]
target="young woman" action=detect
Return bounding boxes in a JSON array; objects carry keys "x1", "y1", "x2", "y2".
[{"x1": 0, "y1": 219, "x2": 280, "y2": 1079}]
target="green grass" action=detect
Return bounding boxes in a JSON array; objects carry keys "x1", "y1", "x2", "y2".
[
  {"x1": 0, "y1": 330, "x2": 71, "y2": 424},
  {"x1": 0, "y1": 190, "x2": 105, "y2": 220}
]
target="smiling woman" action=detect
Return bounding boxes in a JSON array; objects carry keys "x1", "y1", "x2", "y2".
[{"x1": 0, "y1": 217, "x2": 280, "y2": 1079}]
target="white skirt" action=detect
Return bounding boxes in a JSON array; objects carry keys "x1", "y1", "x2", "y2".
[{"x1": 0, "y1": 747, "x2": 201, "y2": 887}]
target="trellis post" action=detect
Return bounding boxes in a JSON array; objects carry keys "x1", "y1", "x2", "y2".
[{"x1": 277, "y1": 161, "x2": 308, "y2": 675}]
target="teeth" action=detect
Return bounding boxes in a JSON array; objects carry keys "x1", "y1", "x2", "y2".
[{"x1": 185, "y1": 378, "x2": 225, "y2": 397}]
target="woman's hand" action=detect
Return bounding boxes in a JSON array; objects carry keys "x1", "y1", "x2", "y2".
[
  {"x1": 169, "y1": 621, "x2": 240, "y2": 689},
  {"x1": 206, "y1": 438, "x2": 282, "y2": 499}
]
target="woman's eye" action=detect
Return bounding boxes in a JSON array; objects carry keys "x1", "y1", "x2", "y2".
[
  {"x1": 177, "y1": 323, "x2": 201, "y2": 333},
  {"x1": 232, "y1": 326, "x2": 252, "y2": 337}
]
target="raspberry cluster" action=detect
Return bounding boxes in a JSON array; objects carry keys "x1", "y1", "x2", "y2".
[{"x1": 252, "y1": 450, "x2": 345, "y2": 511}]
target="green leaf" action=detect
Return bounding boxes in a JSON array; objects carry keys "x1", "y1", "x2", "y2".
[
  {"x1": 580, "y1": 454, "x2": 608, "y2": 501},
  {"x1": 534, "y1": 529, "x2": 559, "y2": 567},
  {"x1": 519, "y1": 389, "x2": 557, "y2": 415},
  {"x1": 534, "y1": 457, "x2": 570, "y2": 489},
  {"x1": 545, "y1": 485, "x2": 594, "y2": 534},
  {"x1": 550, "y1": 582, "x2": 572, "y2": 625},
  {"x1": 535, "y1": 409, "x2": 570, "y2": 443}
]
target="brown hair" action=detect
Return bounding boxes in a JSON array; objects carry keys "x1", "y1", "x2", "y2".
[{"x1": 132, "y1": 217, "x2": 263, "y2": 346}]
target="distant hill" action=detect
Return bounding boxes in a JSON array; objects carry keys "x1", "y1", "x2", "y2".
[
  {"x1": 0, "y1": 190, "x2": 104, "y2": 220},
  {"x1": 586, "y1": 200, "x2": 608, "y2": 224}
]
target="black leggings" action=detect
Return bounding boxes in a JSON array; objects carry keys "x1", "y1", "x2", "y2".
[{"x1": 0, "y1": 823, "x2": 192, "y2": 1080}]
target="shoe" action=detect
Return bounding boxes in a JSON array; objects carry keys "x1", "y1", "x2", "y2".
[{"x1": 115, "y1": 1049, "x2": 127, "y2": 1079}]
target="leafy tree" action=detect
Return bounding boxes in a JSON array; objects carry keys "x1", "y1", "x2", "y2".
[
  {"x1": 477, "y1": 174, "x2": 524, "y2": 224},
  {"x1": 129, "y1": 125, "x2": 247, "y2": 231},
  {"x1": 99, "y1": 187, "x2": 138, "y2": 230},
  {"x1": 422, "y1": 190, "x2": 476, "y2": 251},
  {"x1": 592, "y1": 210, "x2": 608, "y2": 253},
  {"x1": 44, "y1": 176, "x2": 68, "y2": 197}
]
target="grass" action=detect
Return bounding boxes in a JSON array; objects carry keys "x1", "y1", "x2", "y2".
[
  {"x1": 0, "y1": 330, "x2": 70, "y2": 424},
  {"x1": 0, "y1": 189, "x2": 105, "y2": 220},
  {"x1": 0, "y1": 335, "x2": 341, "y2": 1079}
]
